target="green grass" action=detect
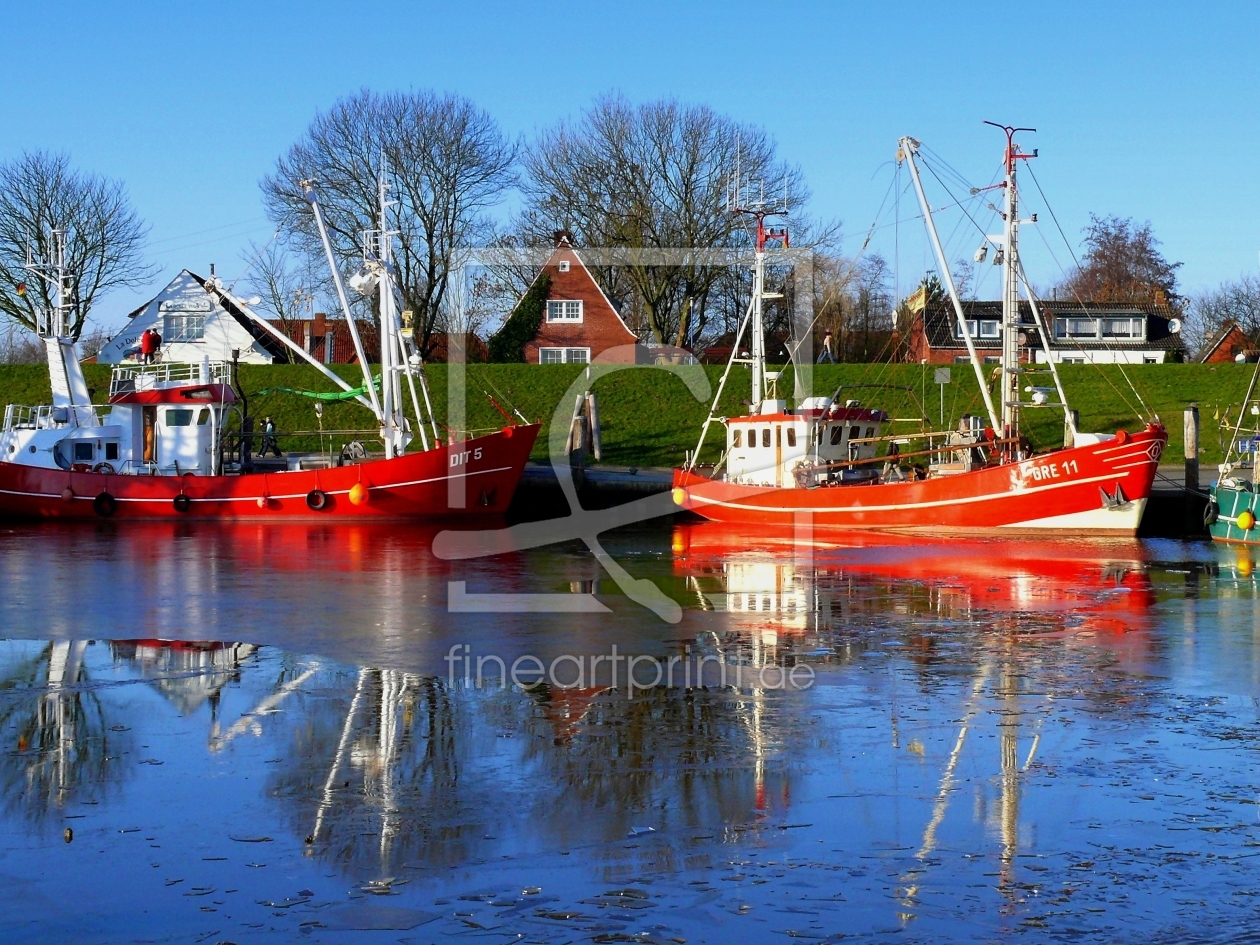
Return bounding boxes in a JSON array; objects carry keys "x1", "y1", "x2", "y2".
[{"x1": 6, "y1": 360, "x2": 1255, "y2": 467}]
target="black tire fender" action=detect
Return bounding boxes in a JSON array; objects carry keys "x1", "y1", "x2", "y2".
[
  {"x1": 1204, "y1": 499, "x2": 1219, "y2": 527},
  {"x1": 93, "y1": 492, "x2": 116, "y2": 517},
  {"x1": 306, "y1": 489, "x2": 328, "y2": 511},
  {"x1": 173, "y1": 493, "x2": 192, "y2": 513}
]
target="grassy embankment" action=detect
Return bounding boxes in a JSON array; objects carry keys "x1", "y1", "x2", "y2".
[{"x1": 0, "y1": 361, "x2": 1253, "y2": 467}]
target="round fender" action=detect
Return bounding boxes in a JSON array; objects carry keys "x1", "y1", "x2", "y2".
[
  {"x1": 173, "y1": 493, "x2": 192, "y2": 513},
  {"x1": 92, "y1": 462, "x2": 116, "y2": 475},
  {"x1": 1204, "y1": 499, "x2": 1219, "y2": 527},
  {"x1": 348, "y1": 482, "x2": 369, "y2": 506},
  {"x1": 306, "y1": 489, "x2": 328, "y2": 511},
  {"x1": 93, "y1": 492, "x2": 116, "y2": 517}
]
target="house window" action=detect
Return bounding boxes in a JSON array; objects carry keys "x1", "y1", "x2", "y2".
[
  {"x1": 163, "y1": 313, "x2": 206, "y2": 342},
  {"x1": 1102, "y1": 317, "x2": 1144, "y2": 340},
  {"x1": 1055, "y1": 316, "x2": 1099, "y2": 339},
  {"x1": 983, "y1": 356, "x2": 1001, "y2": 363},
  {"x1": 1061, "y1": 356, "x2": 1086, "y2": 365},
  {"x1": 539, "y1": 347, "x2": 590, "y2": 364},
  {"x1": 954, "y1": 355, "x2": 971, "y2": 363},
  {"x1": 954, "y1": 320, "x2": 1000, "y2": 339},
  {"x1": 546, "y1": 300, "x2": 583, "y2": 322},
  {"x1": 1143, "y1": 355, "x2": 1159, "y2": 364},
  {"x1": 558, "y1": 261, "x2": 570, "y2": 272}
]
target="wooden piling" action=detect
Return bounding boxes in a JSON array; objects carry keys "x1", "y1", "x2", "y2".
[
  {"x1": 586, "y1": 391, "x2": 602, "y2": 461},
  {"x1": 1184, "y1": 406, "x2": 1200, "y2": 492},
  {"x1": 1064, "y1": 409, "x2": 1079, "y2": 449}
]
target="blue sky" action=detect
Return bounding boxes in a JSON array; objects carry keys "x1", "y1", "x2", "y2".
[{"x1": 3, "y1": 1, "x2": 1257, "y2": 332}]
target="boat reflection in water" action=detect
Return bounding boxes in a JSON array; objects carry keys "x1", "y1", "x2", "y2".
[{"x1": 671, "y1": 521, "x2": 1159, "y2": 908}]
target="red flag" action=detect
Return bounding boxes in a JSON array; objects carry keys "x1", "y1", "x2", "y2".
[{"x1": 15, "y1": 283, "x2": 25, "y2": 297}]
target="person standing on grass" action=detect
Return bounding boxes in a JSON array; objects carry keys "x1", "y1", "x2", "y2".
[
  {"x1": 258, "y1": 416, "x2": 282, "y2": 457},
  {"x1": 818, "y1": 329, "x2": 836, "y2": 364}
]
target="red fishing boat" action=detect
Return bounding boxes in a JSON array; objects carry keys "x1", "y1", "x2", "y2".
[
  {"x1": 673, "y1": 127, "x2": 1166, "y2": 535},
  {"x1": 0, "y1": 183, "x2": 538, "y2": 520}
]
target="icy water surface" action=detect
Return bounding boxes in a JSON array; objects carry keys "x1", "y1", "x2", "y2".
[{"x1": 1, "y1": 520, "x2": 1260, "y2": 943}]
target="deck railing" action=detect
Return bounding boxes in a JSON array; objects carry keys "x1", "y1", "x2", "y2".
[
  {"x1": 3, "y1": 404, "x2": 64, "y2": 432},
  {"x1": 109, "y1": 361, "x2": 231, "y2": 398}
]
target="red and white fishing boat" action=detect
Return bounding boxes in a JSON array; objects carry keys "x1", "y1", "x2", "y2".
[
  {"x1": 673, "y1": 127, "x2": 1166, "y2": 535},
  {"x1": 0, "y1": 182, "x2": 537, "y2": 520}
]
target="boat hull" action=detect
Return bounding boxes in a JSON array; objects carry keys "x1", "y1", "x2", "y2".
[
  {"x1": 672, "y1": 424, "x2": 1166, "y2": 536},
  {"x1": 1208, "y1": 479, "x2": 1260, "y2": 544},
  {"x1": 0, "y1": 424, "x2": 539, "y2": 521}
]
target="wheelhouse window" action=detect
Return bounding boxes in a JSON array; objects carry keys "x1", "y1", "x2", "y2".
[
  {"x1": 545, "y1": 300, "x2": 583, "y2": 323},
  {"x1": 165, "y1": 408, "x2": 195, "y2": 427},
  {"x1": 829, "y1": 425, "x2": 843, "y2": 446},
  {"x1": 73, "y1": 441, "x2": 93, "y2": 462},
  {"x1": 761, "y1": 428, "x2": 770, "y2": 448},
  {"x1": 786, "y1": 428, "x2": 797, "y2": 447},
  {"x1": 539, "y1": 347, "x2": 590, "y2": 364},
  {"x1": 732, "y1": 429, "x2": 742, "y2": 448}
]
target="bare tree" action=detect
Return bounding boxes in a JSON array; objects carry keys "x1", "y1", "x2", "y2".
[
  {"x1": 520, "y1": 95, "x2": 810, "y2": 348},
  {"x1": 263, "y1": 90, "x2": 516, "y2": 358},
  {"x1": 1186, "y1": 274, "x2": 1260, "y2": 355},
  {"x1": 1060, "y1": 214, "x2": 1182, "y2": 307},
  {"x1": 0, "y1": 152, "x2": 153, "y2": 340},
  {"x1": 243, "y1": 240, "x2": 321, "y2": 335}
]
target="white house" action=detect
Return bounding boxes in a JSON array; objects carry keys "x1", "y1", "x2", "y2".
[{"x1": 96, "y1": 270, "x2": 285, "y2": 365}]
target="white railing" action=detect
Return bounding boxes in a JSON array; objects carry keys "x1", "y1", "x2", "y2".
[
  {"x1": 110, "y1": 360, "x2": 231, "y2": 398},
  {"x1": 3, "y1": 404, "x2": 65, "y2": 432}
]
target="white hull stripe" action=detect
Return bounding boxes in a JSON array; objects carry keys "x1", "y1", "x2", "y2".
[
  {"x1": 0, "y1": 465, "x2": 514, "y2": 504},
  {"x1": 686, "y1": 470, "x2": 1132, "y2": 515}
]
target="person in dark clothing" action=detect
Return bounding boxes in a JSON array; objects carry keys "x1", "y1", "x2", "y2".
[{"x1": 258, "y1": 416, "x2": 282, "y2": 457}]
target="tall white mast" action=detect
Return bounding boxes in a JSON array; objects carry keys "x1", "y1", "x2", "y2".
[
  {"x1": 986, "y1": 122, "x2": 1037, "y2": 441},
  {"x1": 899, "y1": 137, "x2": 1000, "y2": 431},
  {"x1": 25, "y1": 229, "x2": 94, "y2": 424},
  {"x1": 730, "y1": 171, "x2": 787, "y2": 412}
]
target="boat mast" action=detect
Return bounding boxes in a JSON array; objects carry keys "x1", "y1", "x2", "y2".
[
  {"x1": 730, "y1": 170, "x2": 788, "y2": 412},
  {"x1": 24, "y1": 229, "x2": 95, "y2": 424},
  {"x1": 899, "y1": 138, "x2": 1000, "y2": 431},
  {"x1": 986, "y1": 122, "x2": 1037, "y2": 442}
]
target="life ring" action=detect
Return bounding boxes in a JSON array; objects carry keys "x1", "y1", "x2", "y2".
[
  {"x1": 92, "y1": 462, "x2": 116, "y2": 475},
  {"x1": 1204, "y1": 499, "x2": 1219, "y2": 527},
  {"x1": 306, "y1": 489, "x2": 328, "y2": 511},
  {"x1": 173, "y1": 493, "x2": 192, "y2": 513},
  {"x1": 93, "y1": 492, "x2": 116, "y2": 517}
]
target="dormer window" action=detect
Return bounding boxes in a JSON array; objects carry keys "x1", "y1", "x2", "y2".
[
  {"x1": 955, "y1": 319, "x2": 1000, "y2": 339},
  {"x1": 546, "y1": 300, "x2": 583, "y2": 323}
]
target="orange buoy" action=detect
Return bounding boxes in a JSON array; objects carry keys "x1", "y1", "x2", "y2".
[
  {"x1": 1115, "y1": 429, "x2": 1129, "y2": 445},
  {"x1": 502, "y1": 425, "x2": 514, "y2": 438},
  {"x1": 348, "y1": 482, "x2": 369, "y2": 506},
  {"x1": 1239, "y1": 508, "x2": 1256, "y2": 531},
  {"x1": 60, "y1": 486, "x2": 74, "y2": 502},
  {"x1": 671, "y1": 487, "x2": 687, "y2": 506}
]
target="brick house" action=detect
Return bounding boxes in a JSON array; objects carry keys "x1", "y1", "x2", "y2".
[
  {"x1": 519, "y1": 234, "x2": 643, "y2": 364},
  {"x1": 1197, "y1": 320, "x2": 1259, "y2": 363},
  {"x1": 906, "y1": 300, "x2": 1186, "y2": 365}
]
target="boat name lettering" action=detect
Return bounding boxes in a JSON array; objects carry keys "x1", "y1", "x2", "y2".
[
  {"x1": 450, "y1": 448, "x2": 483, "y2": 467},
  {"x1": 1019, "y1": 458, "x2": 1079, "y2": 482}
]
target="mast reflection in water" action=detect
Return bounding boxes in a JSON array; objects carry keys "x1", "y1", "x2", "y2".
[{"x1": 1, "y1": 522, "x2": 1260, "y2": 942}]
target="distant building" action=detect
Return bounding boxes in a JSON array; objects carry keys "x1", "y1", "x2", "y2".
[
  {"x1": 510, "y1": 233, "x2": 644, "y2": 364},
  {"x1": 906, "y1": 300, "x2": 1186, "y2": 365},
  {"x1": 1196, "y1": 319, "x2": 1259, "y2": 363},
  {"x1": 96, "y1": 270, "x2": 286, "y2": 365},
  {"x1": 97, "y1": 271, "x2": 393, "y2": 366}
]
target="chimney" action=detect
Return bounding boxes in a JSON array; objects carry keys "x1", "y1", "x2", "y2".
[
  {"x1": 553, "y1": 230, "x2": 573, "y2": 248},
  {"x1": 313, "y1": 312, "x2": 327, "y2": 337}
]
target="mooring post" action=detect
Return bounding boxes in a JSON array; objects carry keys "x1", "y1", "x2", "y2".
[
  {"x1": 1064, "y1": 409, "x2": 1079, "y2": 449},
  {"x1": 1184, "y1": 406, "x2": 1200, "y2": 492},
  {"x1": 586, "y1": 391, "x2": 602, "y2": 461}
]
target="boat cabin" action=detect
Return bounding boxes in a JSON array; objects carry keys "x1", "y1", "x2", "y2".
[
  {"x1": 725, "y1": 398, "x2": 889, "y2": 488},
  {"x1": 0, "y1": 360, "x2": 236, "y2": 476}
]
